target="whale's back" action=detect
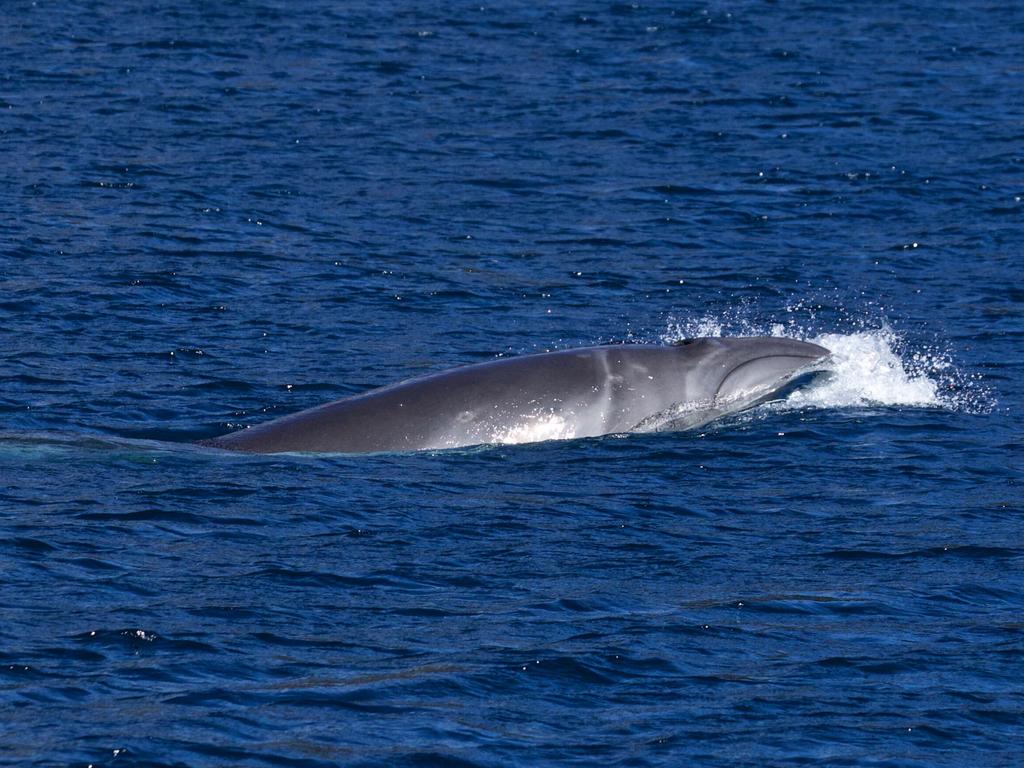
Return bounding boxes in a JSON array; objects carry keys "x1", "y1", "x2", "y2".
[{"x1": 201, "y1": 339, "x2": 830, "y2": 454}]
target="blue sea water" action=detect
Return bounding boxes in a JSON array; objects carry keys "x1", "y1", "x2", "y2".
[{"x1": 1, "y1": 0, "x2": 1022, "y2": 765}]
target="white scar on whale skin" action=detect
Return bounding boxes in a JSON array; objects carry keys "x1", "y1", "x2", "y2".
[{"x1": 200, "y1": 337, "x2": 832, "y2": 454}]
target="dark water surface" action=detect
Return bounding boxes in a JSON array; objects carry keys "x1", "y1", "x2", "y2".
[{"x1": 1, "y1": 1, "x2": 1022, "y2": 766}]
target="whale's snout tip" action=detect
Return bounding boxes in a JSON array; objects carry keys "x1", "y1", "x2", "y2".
[
  {"x1": 760, "y1": 336, "x2": 831, "y2": 364},
  {"x1": 800, "y1": 339, "x2": 832, "y2": 363}
]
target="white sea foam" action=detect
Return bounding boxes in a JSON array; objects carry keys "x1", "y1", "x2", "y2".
[{"x1": 788, "y1": 330, "x2": 941, "y2": 409}]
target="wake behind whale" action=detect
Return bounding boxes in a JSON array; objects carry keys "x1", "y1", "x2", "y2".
[{"x1": 200, "y1": 337, "x2": 831, "y2": 454}]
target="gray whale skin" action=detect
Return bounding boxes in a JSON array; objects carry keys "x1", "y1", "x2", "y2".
[{"x1": 200, "y1": 336, "x2": 830, "y2": 454}]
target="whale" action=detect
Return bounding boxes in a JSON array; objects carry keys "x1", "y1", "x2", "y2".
[{"x1": 199, "y1": 337, "x2": 830, "y2": 454}]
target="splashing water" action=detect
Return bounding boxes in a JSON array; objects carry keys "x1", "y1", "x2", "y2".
[
  {"x1": 493, "y1": 414, "x2": 578, "y2": 445},
  {"x1": 788, "y1": 330, "x2": 940, "y2": 409}
]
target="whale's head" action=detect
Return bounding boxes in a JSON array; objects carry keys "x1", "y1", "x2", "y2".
[
  {"x1": 691, "y1": 336, "x2": 832, "y2": 404},
  {"x1": 652, "y1": 336, "x2": 831, "y2": 430}
]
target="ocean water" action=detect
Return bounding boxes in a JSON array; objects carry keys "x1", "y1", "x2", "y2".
[{"x1": 1, "y1": 1, "x2": 1022, "y2": 765}]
